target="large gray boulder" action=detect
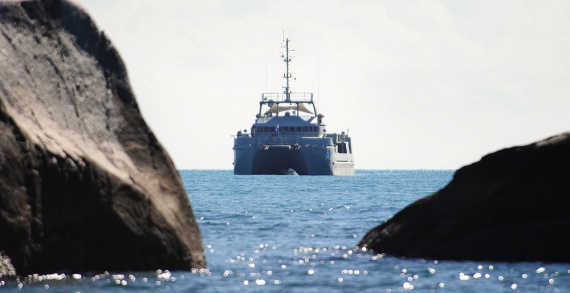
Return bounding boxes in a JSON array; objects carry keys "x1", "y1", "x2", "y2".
[
  {"x1": 359, "y1": 132, "x2": 570, "y2": 262},
  {"x1": 0, "y1": 0, "x2": 204, "y2": 275}
]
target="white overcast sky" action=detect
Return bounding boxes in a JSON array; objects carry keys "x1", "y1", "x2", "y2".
[{"x1": 78, "y1": 0, "x2": 570, "y2": 170}]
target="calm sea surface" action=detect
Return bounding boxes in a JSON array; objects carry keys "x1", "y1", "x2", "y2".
[{"x1": 4, "y1": 170, "x2": 570, "y2": 292}]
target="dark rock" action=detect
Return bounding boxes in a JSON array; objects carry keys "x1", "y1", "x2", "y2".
[
  {"x1": 0, "y1": 0, "x2": 204, "y2": 275},
  {"x1": 359, "y1": 132, "x2": 570, "y2": 262}
]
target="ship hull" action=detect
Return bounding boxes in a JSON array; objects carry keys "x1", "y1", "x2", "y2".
[{"x1": 234, "y1": 145, "x2": 354, "y2": 175}]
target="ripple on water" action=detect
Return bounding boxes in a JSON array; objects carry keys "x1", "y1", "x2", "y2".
[{"x1": 5, "y1": 171, "x2": 570, "y2": 292}]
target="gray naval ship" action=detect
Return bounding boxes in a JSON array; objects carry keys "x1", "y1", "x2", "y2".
[{"x1": 233, "y1": 38, "x2": 354, "y2": 175}]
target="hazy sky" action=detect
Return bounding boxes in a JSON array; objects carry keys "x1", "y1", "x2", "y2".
[{"x1": 78, "y1": 0, "x2": 570, "y2": 170}]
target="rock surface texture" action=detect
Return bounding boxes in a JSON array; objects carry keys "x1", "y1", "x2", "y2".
[
  {"x1": 0, "y1": 0, "x2": 204, "y2": 275},
  {"x1": 359, "y1": 132, "x2": 570, "y2": 262}
]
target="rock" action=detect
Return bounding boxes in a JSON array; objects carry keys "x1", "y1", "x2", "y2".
[
  {"x1": 0, "y1": 0, "x2": 204, "y2": 275},
  {"x1": 358, "y1": 132, "x2": 570, "y2": 262}
]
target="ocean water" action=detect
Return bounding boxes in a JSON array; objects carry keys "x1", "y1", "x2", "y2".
[{"x1": 4, "y1": 170, "x2": 570, "y2": 292}]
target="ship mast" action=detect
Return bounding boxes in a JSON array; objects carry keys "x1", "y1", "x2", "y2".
[{"x1": 282, "y1": 38, "x2": 293, "y2": 103}]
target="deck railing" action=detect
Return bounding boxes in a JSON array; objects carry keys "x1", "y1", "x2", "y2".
[{"x1": 261, "y1": 92, "x2": 313, "y2": 103}]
